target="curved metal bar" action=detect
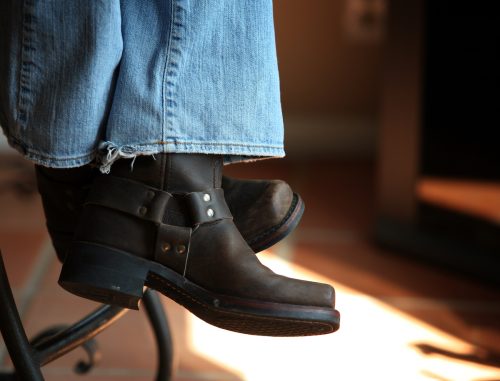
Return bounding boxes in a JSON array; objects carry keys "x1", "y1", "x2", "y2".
[
  {"x1": 143, "y1": 289, "x2": 174, "y2": 381},
  {"x1": 73, "y1": 334, "x2": 101, "y2": 374},
  {"x1": 30, "y1": 325, "x2": 101, "y2": 374},
  {"x1": 0, "y1": 252, "x2": 44, "y2": 381},
  {"x1": 2, "y1": 250, "x2": 173, "y2": 381},
  {"x1": 33, "y1": 304, "x2": 127, "y2": 366}
]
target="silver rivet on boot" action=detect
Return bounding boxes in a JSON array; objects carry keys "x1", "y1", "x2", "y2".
[
  {"x1": 203, "y1": 193, "x2": 211, "y2": 202},
  {"x1": 162, "y1": 242, "x2": 171, "y2": 252},
  {"x1": 206, "y1": 208, "x2": 214, "y2": 217},
  {"x1": 139, "y1": 206, "x2": 148, "y2": 215},
  {"x1": 176, "y1": 244, "x2": 186, "y2": 254}
]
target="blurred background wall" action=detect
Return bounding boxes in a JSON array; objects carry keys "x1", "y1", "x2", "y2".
[{"x1": 274, "y1": 0, "x2": 384, "y2": 159}]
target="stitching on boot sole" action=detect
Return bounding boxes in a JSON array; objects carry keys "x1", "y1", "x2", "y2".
[{"x1": 148, "y1": 273, "x2": 334, "y2": 332}]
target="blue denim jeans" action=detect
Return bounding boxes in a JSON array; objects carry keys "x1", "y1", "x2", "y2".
[{"x1": 0, "y1": 0, "x2": 284, "y2": 170}]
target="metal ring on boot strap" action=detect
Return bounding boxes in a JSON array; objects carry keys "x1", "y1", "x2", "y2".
[
  {"x1": 185, "y1": 188, "x2": 232, "y2": 225},
  {"x1": 85, "y1": 175, "x2": 172, "y2": 223}
]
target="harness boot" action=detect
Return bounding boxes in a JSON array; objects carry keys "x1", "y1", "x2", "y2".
[{"x1": 58, "y1": 154, "x2": 340, "y2": 336}]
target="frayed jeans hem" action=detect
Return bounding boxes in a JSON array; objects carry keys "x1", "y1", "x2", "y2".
[
  {"x1": 98, "y1": 140, "x2": 285, "y2": 173},
  {"x1": 4, "y1": 136, "x2": 285, "y2": 170},
  {"x1": 4, "y1": 135, "x2": 97, "y2": 168}
]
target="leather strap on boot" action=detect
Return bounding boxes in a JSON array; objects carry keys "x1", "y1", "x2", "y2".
[
  {"x1": 184, "y1": 189, "x2": 232, "y2": 225},
  {"x1": 84, "y1": 175, "x2": 233, "y2": 274},
  {"x1": 86, "y1": 175, "x2": 172, "y2": 223}
]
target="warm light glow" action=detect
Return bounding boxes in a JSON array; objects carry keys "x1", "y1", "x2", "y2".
[
  {"x1": 417, "y1": 177, "x2": 500, "y2": 224},
  {"x1": 183, "y1": 251, "x2": 500, "y2": 381}
]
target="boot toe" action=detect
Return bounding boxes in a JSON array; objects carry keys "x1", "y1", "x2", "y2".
[{"x1": 273, "y1": 276, "x2": 336, "y2": 309}]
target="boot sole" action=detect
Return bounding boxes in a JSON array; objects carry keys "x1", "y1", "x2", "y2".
[
  {"x1": 59, "y1": 241, "x2": 340, "y2": 337},
  {"x1": 248, "y1": 193, "x2": 305, "y2": 253}
]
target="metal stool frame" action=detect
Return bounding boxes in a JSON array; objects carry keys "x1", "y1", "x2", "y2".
[{"x1": 0, "y1": 252, "x2": 173, "y2": 381}]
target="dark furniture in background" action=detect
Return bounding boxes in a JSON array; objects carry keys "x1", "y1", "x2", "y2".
[{"x1": 376, "y1": 0, "x2": 500, "y2": 284}]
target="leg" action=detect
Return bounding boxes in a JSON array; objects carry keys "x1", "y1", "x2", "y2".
[{"x1": 101, "y1": 0, "x2": 284, "y2": 168}]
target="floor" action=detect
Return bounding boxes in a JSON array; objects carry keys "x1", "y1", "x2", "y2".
[{"x1": 1, "y1": 155, "x2": 500, "y2": 381}]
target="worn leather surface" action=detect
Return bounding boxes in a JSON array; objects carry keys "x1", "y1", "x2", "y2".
[
  {"x1": 222, "y1": 176, "x2": 294, "y2": 243},
  {"x1": 73, "y1": 154, "x2": 335, "y2": 308}
]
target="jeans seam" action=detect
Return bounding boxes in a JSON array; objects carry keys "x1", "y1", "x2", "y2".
[
  {"x1": 17, "y1": 0, "x2": 36, "y2": 127},
  {"x1": 163, "y1": 0, "x2": 185, "y2": 142},
  {"x1": 145, "y1": 141, "x2": 284, "y2": 149},
  {"x1": 161, "y1": 1, "x2": 174, "y2": 143},
  {"x1": 94, "y1": 141, "x2": 283, "y2": 149}
]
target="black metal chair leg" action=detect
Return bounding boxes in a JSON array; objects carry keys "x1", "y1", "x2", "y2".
[
  {"x1": 143, "y1": 289, "x2": 174, "y2": 381},
  {"x1": 1, "y1": 252, "x2": 175, "y2": 381},
  {"x1": 1, "y1": 251, "x2": 128, "y2": 379},
  {"x1": 0, "y1": 252, "x2": 44, "y2": 381}
]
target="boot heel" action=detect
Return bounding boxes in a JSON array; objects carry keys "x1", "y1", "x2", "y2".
[{"x1": 58, "y1": 242, "x2": 150, "y2": 310}]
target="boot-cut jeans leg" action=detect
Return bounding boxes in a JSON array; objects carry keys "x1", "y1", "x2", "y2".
[
  {"x1": 0, "y1": 0, "x2": 284, "y2": 170},
  {"x1": 0, "y1": 1, "x2": 123, "y2": 167}
]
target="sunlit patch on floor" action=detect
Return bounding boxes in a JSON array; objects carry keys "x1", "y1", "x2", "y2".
[{"x1": 184, "y1": 251, "x2": 500, "y2": 381}]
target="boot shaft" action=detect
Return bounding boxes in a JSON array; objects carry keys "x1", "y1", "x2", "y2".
[{"x1": 108, "y1": 153, "x2": 223, "y2": 193}]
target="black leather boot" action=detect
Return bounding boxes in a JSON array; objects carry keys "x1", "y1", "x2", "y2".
[
  {"x1": 35, "y1": 165, "x2": 97, "y2": 262},
  {"x1": 35, "y1": 165, "x2": 304, "y2": 261},
  {"x1": 58, "y1": 154, "x2": 340, "y2": 336}
]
